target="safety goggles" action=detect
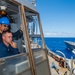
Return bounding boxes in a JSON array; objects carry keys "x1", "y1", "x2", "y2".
[
  {"x1": 3, "y1": 25, "x2": 8, "y2": 27},
  {"x1": 1, "y1": 24, "x2": 8, "y2": 27}
]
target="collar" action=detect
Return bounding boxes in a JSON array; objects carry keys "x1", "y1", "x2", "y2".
[{"x1": 1, "y1": 42, "x2": 9, "y2": 48}]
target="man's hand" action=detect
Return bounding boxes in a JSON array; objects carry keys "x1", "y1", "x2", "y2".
[{"x1": 9, "y1": 41, "x2": 17, "y2": 48}]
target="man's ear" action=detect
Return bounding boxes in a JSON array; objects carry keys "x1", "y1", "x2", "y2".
[
  {"x1": 2, "y1": 35, "x2": 5, "y2": 40},
  {"x1": 2, "y1": 36, "x2": 4, "y2": 39}
]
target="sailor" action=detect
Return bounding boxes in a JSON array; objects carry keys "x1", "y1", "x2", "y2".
[
  {"x1": 51, "y1": 62, "x2": 59, "y2": 74},
  {"x1": 0, "y1": 17, "x2": 23, "y2": 43},
  {"x1": 0, "y1": 30, "x2": 19, "y2": 58}
]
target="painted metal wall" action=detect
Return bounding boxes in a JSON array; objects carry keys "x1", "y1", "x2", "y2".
[
  {"x1": 15, "y1": 0, "x2": 37, "y2": 12},
  {"x1": 36, "y1": 60, "x2": 50, "y2": 75}
]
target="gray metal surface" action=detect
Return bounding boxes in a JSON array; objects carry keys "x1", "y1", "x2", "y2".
[
  {"x1": 36, "y1": 60, "x2": 50, "y2": 75},
  {"x1": 0, "y1": 54, "x2": 31, "y2": 75},
  {"x1": 15, "y1": 0, "x2": 37, "y2": 12},
  {"x1": 18, "y1": 70, "x2": 32, "y2": 75}
]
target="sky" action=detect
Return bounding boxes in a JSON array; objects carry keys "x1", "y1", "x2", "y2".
[{"x1": 36, "y1": 0, "x2": 75, "y2": 37}]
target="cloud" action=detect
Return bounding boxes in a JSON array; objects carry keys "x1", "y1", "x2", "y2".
[{"x1": 44, "y1": 32, "x2": 75, "y2": 37}]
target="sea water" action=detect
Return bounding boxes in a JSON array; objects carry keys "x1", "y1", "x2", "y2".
[{"x1": 45, "y1": 37, "x2": 75, "y2": 59}]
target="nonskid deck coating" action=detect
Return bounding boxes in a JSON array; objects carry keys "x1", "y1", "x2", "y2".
[{"x1": 48, "y1": 55, "x2": 70, "y2": 75}]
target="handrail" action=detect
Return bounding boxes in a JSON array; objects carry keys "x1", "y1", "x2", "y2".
[{"x1": 0, "y1": 53, "x2": 27, "y2": 60}]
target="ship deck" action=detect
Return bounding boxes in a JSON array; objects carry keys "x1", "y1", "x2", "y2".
[{"x1": 48, "y1": 55, "x2": 70, "y2": 75}]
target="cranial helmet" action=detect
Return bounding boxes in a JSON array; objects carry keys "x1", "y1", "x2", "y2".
[{"x1": 0, "y1": 17, "x2": 10, "y2": 26}]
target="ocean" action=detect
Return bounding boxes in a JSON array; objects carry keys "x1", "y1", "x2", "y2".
[{"x1": 45, "y1": 37, "x2": 75, "y2": 59}]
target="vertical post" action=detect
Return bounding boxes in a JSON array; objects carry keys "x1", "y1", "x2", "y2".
[
  {"x1": 70, "y1": 56, "x2": 73, "y2": 75},
  {"x1": 20, "y1": 5, "x2": 36, "y2": 75},
  {"x1": 38, "y1": 14, "x2": 51, "y2": 75},
  {"x1": 56, "y1": 50, "x2": 66, "y2": 68}
]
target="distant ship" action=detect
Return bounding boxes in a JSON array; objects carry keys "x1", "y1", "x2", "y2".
[{"x1": 64, "y1": 41, "x2": 75, "y2": 50}]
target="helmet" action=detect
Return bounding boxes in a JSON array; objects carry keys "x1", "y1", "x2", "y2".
[{"x1": 0, "y1": 17, "x2": 10, "y2": 26}]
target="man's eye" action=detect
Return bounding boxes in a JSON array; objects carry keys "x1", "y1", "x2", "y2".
[{"x1": 9, "y1": 36, "x2": 12, "y2": 38}]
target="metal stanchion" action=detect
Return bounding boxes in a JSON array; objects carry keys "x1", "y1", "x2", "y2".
[
  {"x1": 70, "y1": 56, "x2": 75, "y2": 75},
  {"x1": 56, "y1": 50, "x2": 67, "y2": 68}
]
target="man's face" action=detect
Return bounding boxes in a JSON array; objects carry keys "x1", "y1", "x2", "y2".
[
  {"x1": 3, "y1": 32, "x2": 12, "y2": 44},
  {"x1": 0, "y1": 24, "x2": 8, "y2": 32}
]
